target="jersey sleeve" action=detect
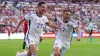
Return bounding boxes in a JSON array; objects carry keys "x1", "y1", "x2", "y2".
[
  {"x1": 70, "y1": 20, "x2": 78, "y2": 28},
  {"x1": 43, "y1": 16, "x2": 49, "y2": 23},
  {"x1": 24, "y1": 13, "x2": 33, "y2": 20}
]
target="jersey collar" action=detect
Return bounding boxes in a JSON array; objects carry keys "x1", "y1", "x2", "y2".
[{"x1": 36, "y1": 12, "x2": 43, "y2": 17}]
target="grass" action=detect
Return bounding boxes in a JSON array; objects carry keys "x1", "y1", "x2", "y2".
[{"x1": 0, "y1": 38, "x2": 100, "y2": 56}]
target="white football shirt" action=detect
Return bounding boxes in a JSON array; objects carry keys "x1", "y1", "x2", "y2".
[
  {"x1": 25, "y1": 12, "x2": 49, "y2": 40},
  {"x1": 56, "y1": 17, "x2": 78, "y2": 42}
]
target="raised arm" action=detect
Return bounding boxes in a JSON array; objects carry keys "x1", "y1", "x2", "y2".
[
  {"x1": 46, "y1": 21, "x2": 60, "y2": 29},
  {"x1": 12, "y1": 19, "x2": 25, "y2": 33}
]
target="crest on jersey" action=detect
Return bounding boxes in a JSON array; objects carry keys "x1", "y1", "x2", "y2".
[{"x1": 67, "y1": 24, "x2": 71, "y2": 26}]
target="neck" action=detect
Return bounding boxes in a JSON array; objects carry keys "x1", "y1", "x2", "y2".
[
  {"x1": 36, "y1": 11, "x2": 43, "y2": 17},
  {"x1": 63, "y1": 18, "x2": 69, "y2": 23}
]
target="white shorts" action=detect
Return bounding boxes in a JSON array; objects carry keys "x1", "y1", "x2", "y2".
[
  {"x1": 53, "y1": 39, "x2": 70, "y2": 56},
  {"x1": 25, "y1": 35, "x2": 40, "y2": 48}
]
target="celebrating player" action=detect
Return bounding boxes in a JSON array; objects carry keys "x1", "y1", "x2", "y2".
[
  {"x1": 13, "y1": 2, "x2": 60, "y2": 56},
  {"x1": 51, "y1": 10, "x2": 79, "y2": 56}
]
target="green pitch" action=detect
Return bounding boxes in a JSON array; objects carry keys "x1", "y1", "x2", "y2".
[{"x1": 0, "y1": 38, "x2": 100, "y2": 56}]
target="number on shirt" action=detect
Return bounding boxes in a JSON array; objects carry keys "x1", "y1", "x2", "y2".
[{"x1": 37, "y1": 23, "x2": 43, "y2": 28}]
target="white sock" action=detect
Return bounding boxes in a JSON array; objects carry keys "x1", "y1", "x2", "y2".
[{"x1": 16, "y1": 52, "x2": 27, "y2": 56}]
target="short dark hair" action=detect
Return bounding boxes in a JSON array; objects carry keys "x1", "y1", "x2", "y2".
[{"x1": 38, "y1": 2, "x2": 45, "y2": 7}]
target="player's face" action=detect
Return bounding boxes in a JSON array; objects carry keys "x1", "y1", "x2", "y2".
[
  {"x1": 38, "y1": 4, "x2": 47, "y2": 14},
  {"x1": 63, "y1": 11, "x2": 71, "y2": 20}
]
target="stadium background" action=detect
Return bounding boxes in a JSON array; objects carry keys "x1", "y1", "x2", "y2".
[{"x1": 0, "y1": 0, "x2": 100, "y2": 39}]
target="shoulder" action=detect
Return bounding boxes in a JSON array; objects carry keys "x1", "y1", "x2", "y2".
[
  {"x1": 24, "y1": 13, "x2": 37, "y2": 20},
  {"x1": 42, "y1": 15, "x2": 47, "y2": 18},
  {"x1": 69, "y1": 19, "x2": 76, "y2": 24},
  {"x1": 42, "y1": 16, "x2": 48, "y2": 20}
]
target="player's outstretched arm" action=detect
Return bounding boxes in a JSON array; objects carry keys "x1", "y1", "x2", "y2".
[
  {"x1": 46, "y1": 21, "x2": 60, "y2": 29},
  {"x1": 12, "y1": 19, "x2": 25, "y2": 34},
  {"x1": 75, "y1": 27, "x2": 80, "y2": 41}
]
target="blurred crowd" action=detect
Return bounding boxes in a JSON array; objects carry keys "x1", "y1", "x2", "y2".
[{"x1": 0, "y1": 1, "x2": 100, "y2": 33}]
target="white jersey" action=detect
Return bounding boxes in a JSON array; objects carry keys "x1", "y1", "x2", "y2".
[
  {"x1": 56, "y1": 17, "x2": 78, "y2": 42},
  {"x1": 25, "y1": 13, "x2": 49, "y2": 40}
]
